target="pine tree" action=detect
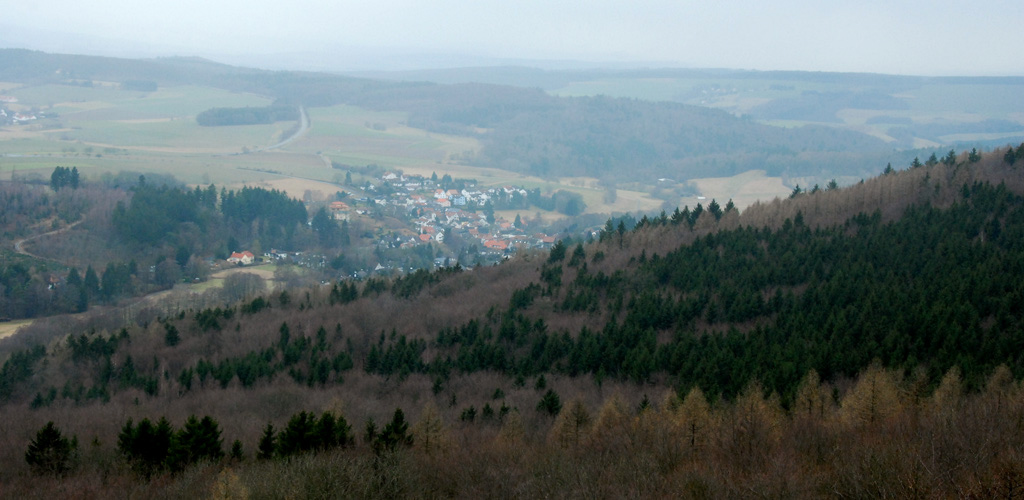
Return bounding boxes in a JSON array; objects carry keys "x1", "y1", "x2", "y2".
[
  {"x1": 278, "y1": 411, "x2": 316, "y2": 457},
  {"x1": 256, "y1": 423, "x2": 276, "y2": 460},
  {"x1": 708, "y1": 199, "x2": 723, "y2": 220},
  {"x1": 118, "y1": 417, "x2": 174, "y2": 477},
  {"x1": 83, "y1": 265, "x2": 100, "y2": 298},
  {"x1": 536, "y1": 389, "x2": 562, "y2": 416},
  {"x1": 25, "y1": 422, "x2": 77, "y2": 476},
  {"x1": 374, "y1": 408, "x2": 413, "y2": 454},
  {"x1": 942, "y1": 149, "x2": 957, "y2": 166},
  {"x1": 164, "y1": 323, "x2": 180, "y2": 347},
  {"x1": 230, "y1": 440, "x2": 244, "y2": 461}
]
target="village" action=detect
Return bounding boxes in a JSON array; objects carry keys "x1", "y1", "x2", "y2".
[{"x1": 235, "y1": 170, "x2": 570, "y2": 280}]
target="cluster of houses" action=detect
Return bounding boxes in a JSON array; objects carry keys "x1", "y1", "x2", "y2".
[
  {"x1": 221, "y1": 172, "x2": 563, "y2": 276},
  {"x1": 358, "y1": 172, "x2": 558, "y2": 256},
  {"x1": 0, "y1": 96, "x2": 38, "y2": 124}
]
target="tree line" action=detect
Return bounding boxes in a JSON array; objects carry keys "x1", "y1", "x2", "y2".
[{"x1": 195, "y1": 103, "x2": 298, "y2": 126}]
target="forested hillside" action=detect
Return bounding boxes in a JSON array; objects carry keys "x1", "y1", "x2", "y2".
[
  {"x1": 0, "y1": 176, "x2": 313, "y2": 319},
  {"x1": 1, "y1": 145, "x2": 1024, "y2": 496}
]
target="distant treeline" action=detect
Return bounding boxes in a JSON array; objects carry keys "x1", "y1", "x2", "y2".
[
  {"x1": 196, "y1": 104, "x2": 298, "y2": 127},
  {"x1": 121, "y1": 80, "x2": 157, "y2": 92},
  {"x1": 112, "y1": 182, "x2": 307, "y2": 250}
]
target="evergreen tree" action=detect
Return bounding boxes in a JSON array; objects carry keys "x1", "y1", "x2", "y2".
[
  {"x1": 942, "y1": 149, "x2": 957, "y2": 166},
  {"x1": 164, "y1": 324, "x2": 180, "y2": 347},
  {"x1": 278, "y1": 411, "x2": 316, "y2": 456},
  {"x1": 1005, "y1": 147, "x2": 1017, "y2": 166},
  {"x1": 230, "y1": 440, "x2": 244, "y2": 461},
  {"x1": 49, "y1": 166, "x2": 81, "y2": 191},
  {"x1": 708, "y1": 199, "x2": 723, "y2": 220},
  {"x1": 537, "y1": 389, "x2": 562, "y2": 416},
  {"x1": 169, "y1": 415, "x2": 223, "y2": 471},
  {"x1": 311, "y1": 207, "x2": 339, "y2": 246},
  {"x1": 66, "y1": 268, "x2": 82, "y2": 288},
  {"x1": 548, "y1": 241, "x2": 566, "y2": 263},
  {"x1": 373, "y1": 408, "x2": 413, "y2": 453},
  {"x1": 25, "y1": 422, "x2": 77, "y2": 476},
  {"x1": 118, "y1": 417, "x2": 174, "y2": 478},
  {"x1": 256, "y1": 423, "x2": 276, "y2": 460},
  {"x1": 83, "y1": 265, "x2": 100, "y2": 298}
]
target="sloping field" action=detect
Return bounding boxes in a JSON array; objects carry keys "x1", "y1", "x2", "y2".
[
  {"x1": 690, "y1": 170, "x2": 791, "y2": 210},
  {"x1": 0, "y1": 319, "x2": 32, "y2": 341}
]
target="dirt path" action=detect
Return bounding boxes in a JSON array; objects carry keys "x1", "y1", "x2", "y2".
[{"x1": 12, "y1": 220, "x2": 83, "y2": 260}]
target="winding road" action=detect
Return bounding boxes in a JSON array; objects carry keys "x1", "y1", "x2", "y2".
[{"x1": 246, "y1": 106, "x2": 309, "y2": 154}]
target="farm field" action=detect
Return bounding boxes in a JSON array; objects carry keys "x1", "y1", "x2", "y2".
[
  {"x1": 0, "y1": 83, "x2": 688, "y2": 216},
  {"x1": 689, "y1": 170, "x2": 791, "y2": 209}
]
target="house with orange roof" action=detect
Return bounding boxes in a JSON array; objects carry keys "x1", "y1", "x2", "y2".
[
  {"x1": 227, "y1": 251, "x2": 255, "y2": 265},
  {"x1": 329, "y1": 201, "x2": 351, "y2": 220},
  {"x1": 484, "y1": 240, "x2": 508, "y2": 251}
]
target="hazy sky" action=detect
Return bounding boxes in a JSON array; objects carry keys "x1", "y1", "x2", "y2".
[{"x1": 3, "y1": 0, "x2": 1022, "y2": 75}]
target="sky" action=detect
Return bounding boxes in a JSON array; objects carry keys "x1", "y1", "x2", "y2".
[{"x1": 2, "y1": 0, "x2": 1022, "y2": 75}]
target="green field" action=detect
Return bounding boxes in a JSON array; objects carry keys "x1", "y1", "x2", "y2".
[
  {"x1": 3, "y1": 84, "x2": 282, "y2": 153},
  {"x1": 12, "y1": 84, "x2": 272, "y2": 117},
  {"x1": 1, "y1": 83, "x2": 657, "y2": 216}
]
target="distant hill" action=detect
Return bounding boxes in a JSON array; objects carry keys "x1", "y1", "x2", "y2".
[
  {"x1": 0, "y1": 49, "x2": 898, "y2": 184},
  {"x1": 366, "y1": 65, "x2": 1024, "y2": 151}
]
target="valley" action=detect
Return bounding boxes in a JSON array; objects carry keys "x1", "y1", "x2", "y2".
[{"x1": 1, "y1": 49, "x2": 1024, "y2": 498}]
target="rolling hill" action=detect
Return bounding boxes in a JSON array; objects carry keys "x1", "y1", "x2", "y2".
[{"x1": 1, "y1": 145, "x2": 1023, "y2": 497}]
